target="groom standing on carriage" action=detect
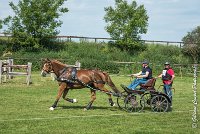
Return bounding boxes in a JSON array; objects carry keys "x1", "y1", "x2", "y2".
[{"x1": 157, "y1": 62, "x2": 175, "y2": 109}]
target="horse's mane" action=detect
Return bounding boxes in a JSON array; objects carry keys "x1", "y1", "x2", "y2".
[{"x1": 52, "y1": 60, "x2": 67, "y2": 67}]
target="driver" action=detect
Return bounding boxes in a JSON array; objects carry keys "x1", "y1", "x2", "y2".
[{"x1": 121, "y1": 60, "x2": 152, "y2": 91}]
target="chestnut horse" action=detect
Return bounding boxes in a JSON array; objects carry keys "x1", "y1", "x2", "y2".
[{"x1": 41, "y1": 59, "x2": 121, "y2": 110}]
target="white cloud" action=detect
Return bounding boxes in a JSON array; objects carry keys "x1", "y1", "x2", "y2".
[{"x1": 136, "y1": 0, "x2": 200, "y2": 41}]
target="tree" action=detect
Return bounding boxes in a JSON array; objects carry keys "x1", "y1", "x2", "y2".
[
  {"x1": 104, "y1": 0, "x2": 148, "y2": 52},
  {"x1": 182, "y1": 26, "x2": 200, "y2": 63},
  {"x1": 2, "y1": 0, "x2": 68, "y2": 51},
  {"x1": 0, "y1": 20, "x2": 2, "y2": 29}
]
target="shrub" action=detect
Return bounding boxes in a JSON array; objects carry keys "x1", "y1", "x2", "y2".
[{"x1": 1, "y1": 41, "x2": 192, "y2": 76}]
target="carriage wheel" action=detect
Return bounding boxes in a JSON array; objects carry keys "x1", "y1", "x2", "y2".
[
  {"x1": 125, "y1": 94, "x2": 144, "y2": 112},
  {"x1": 150, "y1": 95, "x2": 169, "y2": 112},
  {"x1": 117, "y1": 91, "x2": 128, "y2": 110},
  {"x1": 140, "y1": 93, "x2": 152, "y2": 110}
]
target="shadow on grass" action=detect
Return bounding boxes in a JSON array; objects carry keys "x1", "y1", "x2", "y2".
[{"x1": 57, "y1": 105, "x2": 118, "y2": 111}]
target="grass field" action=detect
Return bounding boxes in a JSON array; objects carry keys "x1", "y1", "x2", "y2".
[{"x1": 0, "y1": 72, "x2": 199, "y2": 134}]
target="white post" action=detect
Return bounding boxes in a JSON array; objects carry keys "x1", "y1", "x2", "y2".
[
  {"x1": 8, "y1": 59, "x2": 13, "y2": 79},
  {"x1": 26, "y1": 62, "x2": 32, "y2": 85},
  {"x1": 75, "y1": 61, "x2": 81, "y2": 70},
  {"x1": 3, "y1": 61, "x2": 7, "y2": 82}
]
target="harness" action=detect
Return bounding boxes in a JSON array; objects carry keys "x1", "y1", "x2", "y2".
[
  {"x1": 57, "y1": 67, "x2": 103, "y2": 88},
  {"x1": 57, "y1": 67, "x2": 78, "y2": 84},
  {"x1": 56, "y1": 68, "x2": 119, "y2": 96}
]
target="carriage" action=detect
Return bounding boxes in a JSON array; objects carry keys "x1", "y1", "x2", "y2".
[{"x1": 117, "y1": 78, "x2": 171, "y2": 112}]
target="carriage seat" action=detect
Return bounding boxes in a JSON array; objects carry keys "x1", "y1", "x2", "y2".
[{"x1": 140, "y1": 78, "x2": 156, "y2": 90}]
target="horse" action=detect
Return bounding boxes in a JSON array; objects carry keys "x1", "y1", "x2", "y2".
[{"x1": 41, "y1": 58, "x2": 121, "y2": 111}]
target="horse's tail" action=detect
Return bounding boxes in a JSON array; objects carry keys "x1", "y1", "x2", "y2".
[{"x1": 103, "y1": 72, "x2": 121, "y2": 94}]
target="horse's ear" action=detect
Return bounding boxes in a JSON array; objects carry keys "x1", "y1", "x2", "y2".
[
  {"x1": 45, "y1": 58, "x2": 51, "y2": 63},
  {"x1": 41, "y1": 58, "x2": 45, "y2": 63},
  {"x1": 41, "y1": 58, "x2": 51, "y2": 63}
]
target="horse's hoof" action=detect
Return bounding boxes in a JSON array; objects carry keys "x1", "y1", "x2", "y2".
[
  {"x1": 49, "y1": 107, "x2": 54, "y2": 111},
  {"x1": 83, "y1": 108, "x2": 88, "y2": 111},
  {"x1": 73, "y1": 99, "x2": 78, "y2": 103},
  {"x1": 110, "y1": 103, "x2": 116, "y2": 107}
]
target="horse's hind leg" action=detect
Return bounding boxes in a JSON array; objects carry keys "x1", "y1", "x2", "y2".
[
  {"x1": 62, "y1": 88, "x2": 77, "y2": 103},
  {"x1": 94, "y1": 83, "x2": 115, "y2": 107},
  {"x1": 101, "y1": 86, "x2": 115, "y2": 107},
  {"x1": 85, "y1": 90, "x2": 96, "y2": 110},
  {"x1": 107, "y1": 94, "x2": 115, "y2": 106},
  {"x1": 108, "y1": 97, "x2": 115, "y2": 106}
]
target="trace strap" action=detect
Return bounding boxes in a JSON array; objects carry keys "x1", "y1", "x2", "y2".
[{"x1": 56, "y1": 77, "x2": 120, "y2": 97}]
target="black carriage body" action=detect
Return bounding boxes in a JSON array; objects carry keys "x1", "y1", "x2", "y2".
[{"x1": 118, "y1": 78, "x2": 171, "y2": 112}]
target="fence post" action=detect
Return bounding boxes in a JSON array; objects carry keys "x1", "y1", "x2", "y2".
[
  {"x1": 75, "y1": 61, "x2": 81, "y2": 70},
  {"x1": 180, "y1": 42, "x2": 182, "y2": 48},
  {"x1": 179, "y1": 66, "x2": 182, "y2": 79},
  {"x1": 26, "y1": 62, "x2": 32, "y2": 85},
  {"x1": 8, "y1": 59, "x2": 13, "y2": 79}
]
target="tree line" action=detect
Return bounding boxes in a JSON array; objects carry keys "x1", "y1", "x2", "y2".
[{"x1": 0, "y1": 0, "x2": 199, "y2": 63}]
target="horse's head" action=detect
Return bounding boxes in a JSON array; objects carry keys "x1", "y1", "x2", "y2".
[{"x1": 41, "y1": 58, "x2": 53, "y2": 77}]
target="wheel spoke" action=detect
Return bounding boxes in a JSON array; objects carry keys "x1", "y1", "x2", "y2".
[
  {"x1": 117, "y1": 91, "x2": 128, "y2": 110},
  {"x1": 141, "y1": 93, "x2": 151, "y2": 110},
  {"x1": 153, "y1": 106, "x2": 158, "y2": 112},
  {"x1": 125, "y1": 94, "x2": 144, "y2": 112},
  {"x1": 150, "y1": 95, "x2": 169, "y2": 112},
  {"x1": 160, "y1": 107, "x2": 165, "y2": 112},
  {"x1": 160, "y1": 98, "x2": 167, "y2": 105}
]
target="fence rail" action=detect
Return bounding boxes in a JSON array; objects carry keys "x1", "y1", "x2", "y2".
[
  {"x1": 0, "y1": 34, "x2": 184, "y2": 48},
  {"x1": 0, "y1": 59, "x2": 32, "y2": 85},
  {"x1": 52, "y1": 36, "x2": 184, "y2": 48}
]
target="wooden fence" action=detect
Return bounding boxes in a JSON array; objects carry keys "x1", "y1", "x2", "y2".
[
  {"x1": 50, "y1": 36, "x2": 183, "y2": 48},
  {"x1": 0, "y1": 59, "x2": 32, "y2": 85},
  {"x1": 0, "y1": 34, "x2": 184, "y2": 48},
  {"x1": 110, "y1": 61, "x2": 199, "y2": 78}
]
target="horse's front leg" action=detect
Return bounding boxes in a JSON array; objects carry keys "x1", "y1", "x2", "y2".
[
  {"x1": 50, "y1": 82, "x2": 66, "y2": 111},
  {"x1": 62, "y1": 88, "x2": 78, "y2": 103}
]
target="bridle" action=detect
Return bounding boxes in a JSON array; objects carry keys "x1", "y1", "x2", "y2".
[{"x1": 43, "y1": 62, "x2": 53, "y2": 73}]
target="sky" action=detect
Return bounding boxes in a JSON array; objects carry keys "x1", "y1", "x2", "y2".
[{"x1": 0, "y1": 0, "x2": 200, "y2": 42}]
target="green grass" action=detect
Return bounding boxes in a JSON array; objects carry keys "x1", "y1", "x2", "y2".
[{"x1": 0, "y1": 72, "x2": 199, "y2": 134}]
